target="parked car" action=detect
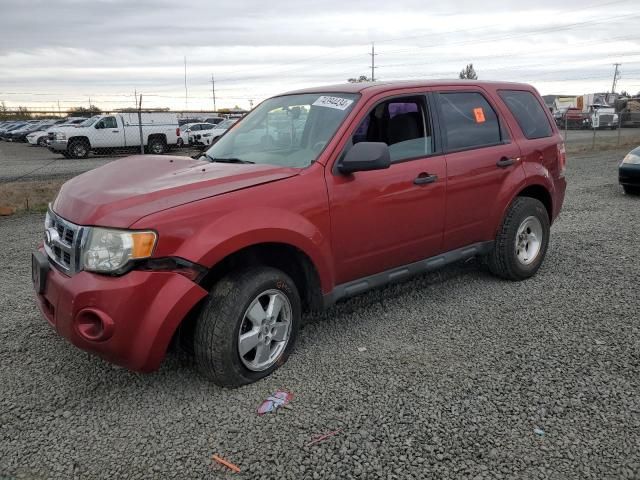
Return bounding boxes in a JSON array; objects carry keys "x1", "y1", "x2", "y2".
[
  {"x1": 9, "y1": 120, "x2": 59, "y2": 142},
  {"x1": 26, "y1": 118, "x2": 87, "y2": 146},
  {"x1": 1, "y1": 121, "x2": 42, "y2": 141},
  {"x1": 0, "y1": 121, "x2": 27, "y2": 138},
  {"x1": 203, "y1": 116, "x2": 224, "y2": 125},
  {"x1": 619, "y1": 146, "x2": 640, "y2": 195},
  {"x1": 47, "y1": 112, "x2": 180, "y2": 158},
  {"x1": 32, "y1": 80, "x2": 566, "y2": 386},
  {"x1": 178, "y1": 122, "x2": 216, "y2": 146},
  {"x1": 192, "y1": 118, "x2": 238, "y2": 147}
]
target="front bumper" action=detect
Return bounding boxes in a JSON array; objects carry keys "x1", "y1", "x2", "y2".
[
  {"x1": 619, "y1": 164, "x2": 640, "y2": 186},
  {"x1": 48, "y1": 140, "x2": 68, "y2": 152},
  {"x1": 33, "y1": 247, "x2": 208, "y2": 371}
]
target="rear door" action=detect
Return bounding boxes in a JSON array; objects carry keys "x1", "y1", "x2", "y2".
[
  {"x1": 497, "y1": 89, "x2": 561, "y2": 179},
  {"x1": 326, "y1": 92, "x2": 447, "y2": 284},
  {"x1": 434, "y1": 88, "x2": 522, "y2": 251}
]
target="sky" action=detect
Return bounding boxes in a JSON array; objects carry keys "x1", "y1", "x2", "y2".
[{"x1": 0, "y1": 0, "x2": 639, "y2": 112}]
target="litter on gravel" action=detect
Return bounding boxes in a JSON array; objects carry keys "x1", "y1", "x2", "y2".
[
  {"x1": 257, "y1": 391, "x2": 293, "y2": 415},
  {"x1": 307, "y1": 429, "x2": 343, "y2": 446},
  {"x1": 212, "y1": 454, "x2": 241, "y2": 473}
]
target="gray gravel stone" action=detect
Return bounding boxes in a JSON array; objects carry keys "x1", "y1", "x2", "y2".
[{"x1": 1, "y1": 145, "x2": 639, "y2": 479}]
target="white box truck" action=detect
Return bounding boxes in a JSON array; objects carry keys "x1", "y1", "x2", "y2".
[{"x1": 48, "y1": 112, "x2": 180, "y2": 158}]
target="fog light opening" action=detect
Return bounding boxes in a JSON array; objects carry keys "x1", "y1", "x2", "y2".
[{"x1": 75, "y1": 309, "x2": 114, "y2": 341}]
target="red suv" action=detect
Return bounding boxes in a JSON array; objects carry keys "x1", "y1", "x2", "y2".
[{"x1": 32, "y1": 81, "x2": 566, "y2": 386}]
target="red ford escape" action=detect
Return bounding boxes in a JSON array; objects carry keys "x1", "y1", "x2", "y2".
[{"x1": 32, "y1": 81, "x2": 566, "y2": 386}]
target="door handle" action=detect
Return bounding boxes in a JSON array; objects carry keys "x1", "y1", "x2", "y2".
[
  {"x1": 414, "y1": 173, "x2": 438, "y2": 185},
  {"x1": 496, "y1": 157, "x2": 516, "y2": 168},
  {"x1": 112, "y1": 130, "x2": 119, "y2": 133}
]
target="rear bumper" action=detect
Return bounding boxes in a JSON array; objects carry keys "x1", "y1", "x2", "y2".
[
  {"x1": 619, "y1": 164, "x2": 640, "y2": 186},
  {"x1": 33, "y1": 248, "x2": 208, "y2": 372},
  {"x1": 552, "y1": 177, "x2": 567, "y2": 223}
]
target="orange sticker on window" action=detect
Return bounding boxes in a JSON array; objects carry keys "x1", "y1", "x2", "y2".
[{"x1": 473, "y1": 107, "x2": 486, "y2": 123}]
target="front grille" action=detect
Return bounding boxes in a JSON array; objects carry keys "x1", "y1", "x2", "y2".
[
  {"x1": 599, "y1": 114, "x2": 614, "y2": 123},
  {"x1": 44, "y1": 208, "x2": 85, "y2": 275}
]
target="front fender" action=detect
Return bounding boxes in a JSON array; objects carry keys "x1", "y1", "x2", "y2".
[{"x1": 140, "y1": 205, "x2": 334, "y2": 294}]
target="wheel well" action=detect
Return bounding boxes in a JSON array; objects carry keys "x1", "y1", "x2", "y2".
[
  {"x1": 68, "y1": 136, "x2": 90, "y2": 147},
  {"x1": 517, "y1": 185, "x2": 552, "y2": 221},
  {"x1": 200, "y1": 243, "x2": 323, "y2": 313},
  {"x1": 147, "y1": 133, "x2": 167, "y2": 144}
]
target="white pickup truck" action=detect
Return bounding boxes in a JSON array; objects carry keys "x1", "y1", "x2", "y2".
[{"x1": 48, "y1": 112, "x2": 180, "y2": 158}]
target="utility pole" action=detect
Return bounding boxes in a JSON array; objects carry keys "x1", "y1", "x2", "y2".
[
  {"x1": 611, "y1": 63, "x2": 621, "y2": 94},
  {"x1": 369, "y1": 42, "x2": 377, "y2": 82},
  {"x1": 210, "y1": 74, "x2": 216, "y2": 112},
  {"x1": 184, "y1": 56, "x2": 188, "y2": 110}
]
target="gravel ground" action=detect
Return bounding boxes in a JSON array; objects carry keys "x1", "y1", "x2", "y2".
[{"x1": 1, "y1": 147, "x2": 639, "y2": 479}]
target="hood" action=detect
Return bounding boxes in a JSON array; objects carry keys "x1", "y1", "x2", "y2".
[{"x1": 53, "y1": 155, "x2": 299, "y2": 227}]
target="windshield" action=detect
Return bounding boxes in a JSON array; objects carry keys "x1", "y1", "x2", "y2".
[
  {"x1": 216, "y1": 119, "x2": 236, "y2": 129},
  {"x1": 204, "y1": 92, "x2": 358, "y2": 168},
  {"x1": 78, "y1": 116, "x2": 100, "y2": 127}
]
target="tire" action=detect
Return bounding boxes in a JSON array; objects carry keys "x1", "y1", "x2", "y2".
[
  {"x1": 177, "y1": 137, "x2": 184, "y2": 148},
  {"x1": 487, "y1": 197, "x2": 550, "y2": 281},
  {"x1": 67, "y1": 139, "x2": 89, "y2": 159},
  {"x1": 61, "y1": 152, "x2": 72, "y2": 159},
  {"x1": 623, "y1": 185, "x2": 640, "y2": 195},
  {"x1": 147, "y1": 137, "x2": 167, "y2": 155},
  {"x1": 37, "y1": 136, "x2": 47, "y2": 147},
  {"x1": 194, "y1": 267, "x2": 301, "y2": 387}
]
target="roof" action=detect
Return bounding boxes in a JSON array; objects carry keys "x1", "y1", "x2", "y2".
[{"x1": 280, "y1": 79, "x2": 536, "y2": 96}]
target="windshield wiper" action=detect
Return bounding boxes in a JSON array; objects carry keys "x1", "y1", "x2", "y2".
[{"x1": 208, "y1": 157, "x2": 255, "y2": 164}]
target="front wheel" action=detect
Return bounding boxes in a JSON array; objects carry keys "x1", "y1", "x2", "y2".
[
  {"x1": 194, "y1": 267, "x2": 301, "y2": 387},
  {"x1": 487, "y1": 197, "x2": 550, "y2": 281},
  {"x1": 67, "y1": 140, "x2": 89, "y2": 159}
]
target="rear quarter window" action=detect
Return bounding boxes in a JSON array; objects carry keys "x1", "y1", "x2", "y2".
[
  {"x1": 498, "y1": 90, "x2": 553, "y2": 139},
  {"x1": 438, "y1": 92, "x2": 502, "y2": 151}
]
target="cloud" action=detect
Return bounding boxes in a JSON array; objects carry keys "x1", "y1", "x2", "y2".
[{"x1": 0, "y1": 0, "x2": 638, "y2": 110}]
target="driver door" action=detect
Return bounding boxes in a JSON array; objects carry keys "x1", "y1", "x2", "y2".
[
  {"x1": 93, "y1": 116, "x2": 121, "y2": 148},
  {"x1": 326, "y1": 92, "x2": 447, "y2": 285}
]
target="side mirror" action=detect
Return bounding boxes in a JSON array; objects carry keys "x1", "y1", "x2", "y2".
[{"x1": 338, "y1": 142, "x2": 391, "y2": 174}]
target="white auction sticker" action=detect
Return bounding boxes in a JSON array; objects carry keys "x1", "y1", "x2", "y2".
[{"x1": 312, "y1": 96, "x2": 354, "y2": 110}]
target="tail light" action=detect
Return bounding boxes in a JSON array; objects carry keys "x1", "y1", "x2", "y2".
[
  {"x1": 176, "y1": 127, "x2": 181, "y2": 137},
  {"x1": 557, "y1": 142, "x2": 566, "y2": 178}
]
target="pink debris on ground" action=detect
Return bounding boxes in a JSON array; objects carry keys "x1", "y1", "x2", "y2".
[{"x1": 257, "y1": 391, "x2": 293, "y2": 415}]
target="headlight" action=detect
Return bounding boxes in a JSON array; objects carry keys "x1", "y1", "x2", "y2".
[
  {"x1": 55, "y1": 132, "x2": 66, "y2": 141},
  {"x1": 83, "y1": 227, "x2": 157, "y2": 273},
  {"x1": 622, "y1": 153, "x2": 640, "y2": 165}
]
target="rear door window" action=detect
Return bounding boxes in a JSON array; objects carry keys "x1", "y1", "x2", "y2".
[
  {"x1": 437, "y1": 92, "x2": 502, "y2": 151},
  {"x1": 499, "y1": 90, "x2": 553, "y2": 139}
]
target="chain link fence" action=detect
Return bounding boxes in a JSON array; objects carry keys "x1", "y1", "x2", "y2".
[
  {"x1": 0, "y1": 109, "x2": 246, "y2": 159},
  {"x1": 1, "y1": 105, "x2": 640, "y2": 215}
]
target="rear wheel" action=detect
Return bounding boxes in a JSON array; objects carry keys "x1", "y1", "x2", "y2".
[
  {"x1": 177, "y1": 137, "x2": 184, "y2": 148},
  {"x1": 148, "y1": 137, "x2": 167, "y2": 154},
  {"x1": 67, "y1": 139, "x2": 89, "y2": 159},
  {"x1": 487, "y1": 197, "x2": 550, "y2": 281},
  {"x1": 194, "y1": 267, "x2": 301, "y2": 387},
  {"x1": 37, "y1": 136, "x2": 47, "y2": 146},
  {"x1": 623, "y1": 185, "x2": 640, "y2": 195}
]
